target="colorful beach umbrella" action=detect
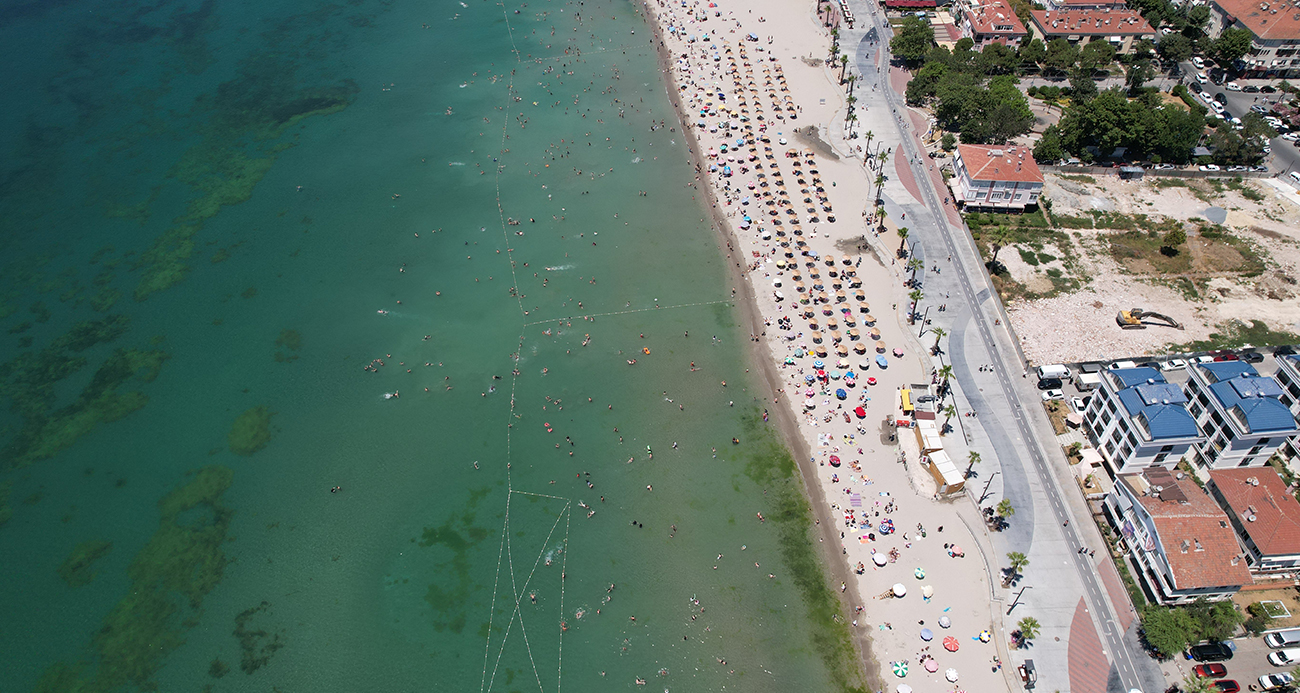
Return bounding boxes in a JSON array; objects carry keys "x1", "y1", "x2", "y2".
[
  {"x1": 945, "y1": 668, "x2": 959, "y2": 682},
  {"x1": 919, "y1": 628, "x2": 933, "y2": 641},
  {"x1": 924, "y1": 659, "x2": 939, "y2": 673},
  {"x1": 943, "y1": 636, "x2": 960, "y2": 652},
  {"x1": 891, "y1": 661, "x2": 908, "y2": 678},
  {"x1": 978, "y1": 630, "x2": 991, "y2": 643}
]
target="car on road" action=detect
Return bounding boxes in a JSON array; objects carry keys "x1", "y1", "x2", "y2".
[
  {"x1": 1200, "y1": 164, "x2": 1222, "y2": 171},
  {"x1": 1259, "y1": 672, "x2": 1294, "y2": 690},
  {"x1": 1212, "y1": 680, "x2": 1241, "y2": 693},
  {"x1": 1037, "y1": 377, "x2": 1062, "y2": 391},
  {"x1": 1194, "y1": 663, "x2": 1228, "y2": 678},
  {"x1": 1214, "y1": 92, "x2": 1228, "y2": 104},
  {"x1": 1277, "y1": 345, "x2": 1298, "y2": 356},
  {"x1": 1245, "y1": 85, "x2": 1261, "y2": 93},
  {"x1": 1160, "y1": 358, "x2": 1188, "y2": 371},
  {"x1": 1239, "y1": 351, "x2": 1265, "y2": 363},
  {"x1": 1190, "y1": 642, "x2": 1234, "y2": 662},
  {"x1": 1040, "y1": 389, "x2": 1064, "y2": 401},
  {"x1": 1226, "y1": 81, "x2": 1242, "y2": 91},
  {"x1": 1070, "y1": 395, "x2": 1089, "y2": 412},
  {"x1": 1193, "y1": 56, "x2": 1205, "y2": 69},
  {"x1": 1262, "y1": 84, "x2": 1277, "y2": 93}
]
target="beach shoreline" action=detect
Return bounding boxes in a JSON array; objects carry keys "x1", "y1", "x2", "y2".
[{"x1": 637, "y1": 0, "x2": 881, "y2": 688}]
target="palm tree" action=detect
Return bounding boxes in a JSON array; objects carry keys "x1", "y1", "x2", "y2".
[
  {"x1": 847, "y1": 74, "x2": 857, "y2": 98},
  {"x1": 996, "y1": 498, "x2": 1015, "y2": 518},
  {"x1": 897, "y1": 226, "x2": 909, "y2": 255},
  {"x1": 840, "y1": 55, "x2": 850, "y2": 83},
  {"x1": 1003, "y1": 551, "x2": 1024, "y2": 577},
  {"x1": 937, "y1": 364, "x2": 954, "y2": 384},
  {"x1": 931, "y1": 327, "x2": 947, "y2": 353},
  {"x1": 942, "y1": 403, "x2": 958, "y2": 427},
  {"x1": 1016, "y1": 616, "x2": 1041, "y2": 646},
  {"x1": 845, "y1": 112, "x2": 857, "y2": 136},
  {"x1": 989, "y1": 225, "x2": 1015, "y2": 263},
  {"x1": 965, "y1": 450, "x2": 981, "y2": 478},
  {"x1": 908, "y1": 289, "x2": 923, "y2": 314},
  {"x1": 1180, "y1": 673, "x2": 1214, "y2": 693},
  {"x1": 873, "y1": 174, "x2": 885, "y2": 202},
  {"x1": 906, "y1": 257, "x2": 923, "y2": 275},
  {"x1": 876, "y1": 207, "x2": 888, "y2": 233}
]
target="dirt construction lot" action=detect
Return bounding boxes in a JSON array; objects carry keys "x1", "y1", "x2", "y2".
[{"x1": 980, "y1": 173, "x2": 1300, "y2": 364}]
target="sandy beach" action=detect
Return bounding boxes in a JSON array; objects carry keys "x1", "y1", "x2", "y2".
[{"x1": 639, "y1": 0, "x2": 1016, "y2": 690}]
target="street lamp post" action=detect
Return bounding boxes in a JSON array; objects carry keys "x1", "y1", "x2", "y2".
[
  {"x1": 1007, "y1": 585, "x2": 1032, "y2": 615},
  {"x1": 978, "y1": 470, "x2": 1001, "y2": 504}
]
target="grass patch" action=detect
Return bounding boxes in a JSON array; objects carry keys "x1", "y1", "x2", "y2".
[
  {"x1": 1108, "y1": 230, "x2": 1192, "y2": 274},
  {"x1": 1018, "y1": 248, "x2": 1040, "y2": 266},
  {"x1": 1198, "y1": 224, "x2": 1267, "y2": 276},
  {"x1": 1058, "y1": 174, "x2": 1096, "y2": 184},
  {"x1": 964, "y1": 208, "x2": 1050, "y2": 233},
  {"x1": 1174, "y1": 319, "x2": 1300, "y2": 351}
]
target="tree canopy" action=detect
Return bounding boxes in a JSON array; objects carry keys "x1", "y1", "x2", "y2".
[
  {"x1": 1212, "y1": 27, "x2": 1253, "y2": 66},
  {"x1": 1139, "y1": 599, "x2": 1244, "y2": 657},
  {"x1": 1034, "y1": 88, "x2": 1204, "y2": 164},
  {"x1": 890, "y1": 16, "x2": 935, "y2": 66},
  {"x1": 905, "y1": 44, "x2": 1035, "y2": 145}
]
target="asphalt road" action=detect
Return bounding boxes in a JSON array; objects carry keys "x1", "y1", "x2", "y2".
[
  {"x1": 1175, "y1": 62, "x2": 1300, "y2": 174},
  {"x1": 852, "y1": 18, "x2": 1162, "y2": 693}
]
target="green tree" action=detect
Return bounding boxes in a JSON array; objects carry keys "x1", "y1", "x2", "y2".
[
  {"x1": 1070, "y1": 69, "x2": 1099, "y2": 101},
  {"x1": 1140, "y1": 604, "x2": 1197, "y2": 657},
  {"x1": 1043, "y1": 38, "x2": 1079, "y2": 76},
  {"x1": 931, "y1": 326, "x2": 947, "y2": 351},
  {"x1": 897, "y1": 226, "x2": 910, "y2": 254},
  {"x1": 1212, "y1": 27, "x2": 1253, "y2": 66},
  {"x1": 977, "y1": 42, "x2": 1020, "y2": 75},
  {"x1": 943, "y1": 403, "x2": 958, "y2": 426},
  {"x1": 906, "y1": 60, "x2": 949, "y2": 106},
  {"x1": 1160, "y1": 227, "x2": 1187, "y2": 255},
  {"x1": 966, "y1": 450, "x2": 981, "y2": 477},
  {"x1": 941, "y1": 132, "x2": 956, "y2": 151},
  {"x1": 1157, "y1": 33, "x2": 1193, "y2": 65},
  {"x1": 1018, "y1": 38, "x2": 1046, "y2": 68},
  {"x1": 996, "y1": 498, "x2": 1015, "y2": 518},
  {"x1": 1016, "y1": 616, "x2": 1041, "y2": 644},
  {"x1": 1007, "y1": 551, "x2": 1029, "y2": 574},
  {"x1": 989, "y1": 225, "x2": 1015, "y2": 262},
  {"x1": 1033, "y1": 125, "x2": 1065, "y2": 162},
  {"x1": 1180, "y1": 672, "x2": 1214, "y2": 693},
  {"x1": 890, "y1": 16, "x2": 936, "y2": 66},
  {"x1": 1186, "y1": 597, "x2": 1244, "y2": 642},
  {"x1": 1127, "y1": 59, "x2": 1155, "y2": 93},
  {"x1": 1080, "y1": 40, "x2": 1117, "y2": 73}
]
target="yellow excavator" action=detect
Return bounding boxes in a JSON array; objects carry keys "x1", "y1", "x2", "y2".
[{"x1": 1117, "y1": 307, "x2": 1183, "y2": 330}]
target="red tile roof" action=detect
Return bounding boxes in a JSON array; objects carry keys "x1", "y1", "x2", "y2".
[
  {"x1": 965, "y1": 0, "x2": 1029, "y2": 37},
  {"x1": 1210, "y1": 468, "x2": 1300, "y2": 558},
  {"x1": 1030, "y1": 8, "x2": 1156, "y2": 36},
  {"x1": 956, "y1": 144, "x2": 1043, "y2": 183},
  {"x1": 1213, "y1": 0, "x2": 1300, "y2": 41},
  {"x1": 1133, "y1": 476, "x2": 1253, "y2": 591}
]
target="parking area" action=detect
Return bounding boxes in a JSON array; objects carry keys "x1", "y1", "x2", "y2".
[{"x1": 1178, "y1": 634, "x2": 1295, "y2": 692}]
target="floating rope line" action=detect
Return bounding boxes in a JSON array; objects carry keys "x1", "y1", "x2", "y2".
[
  {"x1": 522, "y1": 298, "x2": 734, "y2": 328},
  {"x1": 482, "y1": 490, "x2": 571, "y2": 693}
]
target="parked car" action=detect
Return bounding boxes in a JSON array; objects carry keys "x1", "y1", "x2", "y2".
[
  {"x1": 1267, "y1": 647, "x2": 1300, "y2": 666},
  {"x1": 1259, "y1": 672, "x2": 1294, "y2": 690},
  {"x1": 1200, "y1": 164, "x2": 1222, "y2": 171},
  {"x1": 1194, "y1": 663, "x2": 1228, "y2": 678},
  {"x1": 1190, "y1": 642, "x2": 1234, "y2": 662},
  {"x1": 1189, "y1": 81, "x2": 1203, "y2": 92},
  {"x1": 1261, "y1": 85, "x2": 1277, "y2": 93},
  {"x1": 1037, "y1": 377, "x2": 1062, "y2": 391},
  {"x1": 1265, "y1": 628, "x2": 1300, "y2": 647},
  {"x1": 1193, "y1": 56, "x2": 1205, "y2": 69},
  {"x1": 1239, "y1": 351, "x2": 1264, "y2": 363},
  {"x1": 1212, "y1": 680, "x2": 1240, "y2": 693},
  {"x1": 1227, "y1": 81, "x2": 1242, "y2": 91},
  {"x1": 1214, "y1": 92, "x2": 1228, "y2": 104},
  {"x1": 1244, "y1": 85, "x2": 1261, "y2": 93},
  {"x1": 1276, "y1": 346, "x2": 1297, "y2": 356},
  {"x1": 1070, "y1": 396, "x2": 1089, "y2": 412},
  {"x1": 1213, "y1": 353, "x2": 1240, "y2": 362},
  {"x1": 1160, "y1": 358, "x2": 1188, "y2": 371},
  {"x1": 1040, "y1": 389, "x2": 1064, "y2": 402}
]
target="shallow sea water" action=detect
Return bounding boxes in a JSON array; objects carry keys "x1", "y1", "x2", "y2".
[{"x1": 0, "y1": 0, "x2": 861, "y2": 691}]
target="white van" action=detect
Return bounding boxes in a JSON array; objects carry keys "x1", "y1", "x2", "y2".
[
  {"x1": 1269, "y1": 648, "x2": 1300, "y2": 665},
  {"x1": 1107, "y1": 360, "x2": 1138, "y2": 370},
  {"x1": 1289, "y1": 171, "x2": 1300, "y2": 187},
  {"x1": 1037, "y1": 364, "x2": 1071, "y2": 380},
  {"x1": 1266, "y1": 629, "x2": 1300, "y2": 648},
  {"x1": 1075, "y1": 373, "x2": 1102, "y2": 391}
]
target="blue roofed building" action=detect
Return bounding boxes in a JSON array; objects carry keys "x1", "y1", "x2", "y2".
[
  {"x1": 1265, "y1": 354, "x2": 1300, "y2": 464},
  {"x1": 1184, "y1": 361, "x2": 1300, "y2": 469},
  {"x1": 1084, "y1": 367, "x2": 1205, "y2": 476}
]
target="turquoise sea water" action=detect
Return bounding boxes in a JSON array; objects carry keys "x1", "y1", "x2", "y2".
[{"x1": 0, "y1": 0, "x2": 862, "y2": 691}]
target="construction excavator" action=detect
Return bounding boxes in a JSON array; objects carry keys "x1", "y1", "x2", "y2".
[{"x1": 1116, "y1": 307, "x2": 1183, "y2": 330}]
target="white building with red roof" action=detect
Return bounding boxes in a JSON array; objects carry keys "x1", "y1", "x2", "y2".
[
  {"x1": 951, "y1": 144, "x2": 1043, "y2": 211},
  {"x1": 1029, "y1": 8, "x2": 1156, "y2": 54},
  {"x1": 1208, "y1": 468, "x2": 1300, "y2": 576},
  {"x1": 1105, "y1": 466, "x2": 1253, "y2": 604},
  {"x1": 1208, "y1": 0, "x2": 1300, "y2": 79},
  {"x1": 953, "y1": 0, "x2": 1029, "y2": 47}
]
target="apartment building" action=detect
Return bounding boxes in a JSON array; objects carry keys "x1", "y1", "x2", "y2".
[
  {"x1": 953, "y1": 0, "x2": 1030, "y2": 47},
  {"x1": 951, "y1": 144, "x2": 1043, "y2": 211},
  {"x1": 1028, "y1": 7, "x2": 1157, "y2": 54},
  {"x1": 1207, "y1": 0, "x2": 1300, "y2": 79},
  {"x1": 1184, "y1": 360, "x2": 1299, "y2": 469},
  {"x1": 1084, "y1": 367, "x2": 1204, "y2": 476},
  {"x1": 1207, "y1": 468, "x2": 1300, "y2": 575}
]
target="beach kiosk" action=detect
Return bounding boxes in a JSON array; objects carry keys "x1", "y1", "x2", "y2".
[{"x1": 924, "y1": 450, "x2": 965, "y2": 494}]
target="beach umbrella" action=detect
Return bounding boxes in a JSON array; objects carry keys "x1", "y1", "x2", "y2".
[
  {"x1": 854, "y1": 343, "x2": 866, "y2": 354},
  {"x1": 867, "y1": 377, "x2": 877, "y2": 386},
  {"x1": 924, "y1": 659, "x2": 939, "y2": 673},
  {"x1": 872, "y1": 551, "x2": 887, "y2": 565},
  {"x1": 914, "y1": 567, "x2": 926, "y2": 579},
  {"x1": 803, "y1": 374, "x2": 814, "y2": 384},
  {"x1": 945, "y1": 668, "x2": 959, "y2": 683},
  {"x1": 835, "y1": 389, "x2": 847, "y2": 400},
  {"x1": 836, "y1": 344, "x2": 849, "y2": 356},
  {"x1": 812, "y1": 360, "x2": 824, "y2": 369},
  {"x1": 844, "y1": 370, "x2": 855, "y2": 379},
  {"x1": 891, "y1": 583, "x2": 906, "y2": 597},
  {"x1": 784, "y1": 357, "x2": 796, "y2": 365},
  {"x1": 815, "y1": 346, "x2": 827, "y2": 357},
  {"x1": 859, "y1": 360, "x2": 872, "y2": 370},
  {"x1": 804, "y1": 388, "x2": 815, "y2": 397},
  {"x1": 896, "y1": 686, "x2": 912, "y2": 693},
  {"x1": 921, "y1": 585, "x2": 934, "y2": 599},
  {"x1": 855, "y1": 406, "x2": 867, "y2": 419},
  {"x1": 978, "y1": 630, "x2": 991, "y2": 643},
  {"x1": 875, "y1": 340, "x2": 886, "y2": 353},
  {"x1": 829, "y1": 454, "x2": 841, "y2": 466},
  {"x1": 892, "y1": 347, "x2": 904, "y2": 358},
  {"x1": 939, "y1": 616, "x2": 952, "y2": 629},
  {"x1": 829, "y1": 370, "x2": 841, "y2": 380},
  {"x1": 891, "y1": 661, "x2": 908, "y2": 678},
  {"x1": 859, "y1": 302, "x2": 871, "y2": 314},
  {"x1": 876, "y1": 354, "x2": 889, "y2": 368},
  {"x1": 943, "y1": 636, "x2": 960, "y2": 651},
  {"x1": 920, "y1": 628, "x2": 933, "y2": 641}
]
